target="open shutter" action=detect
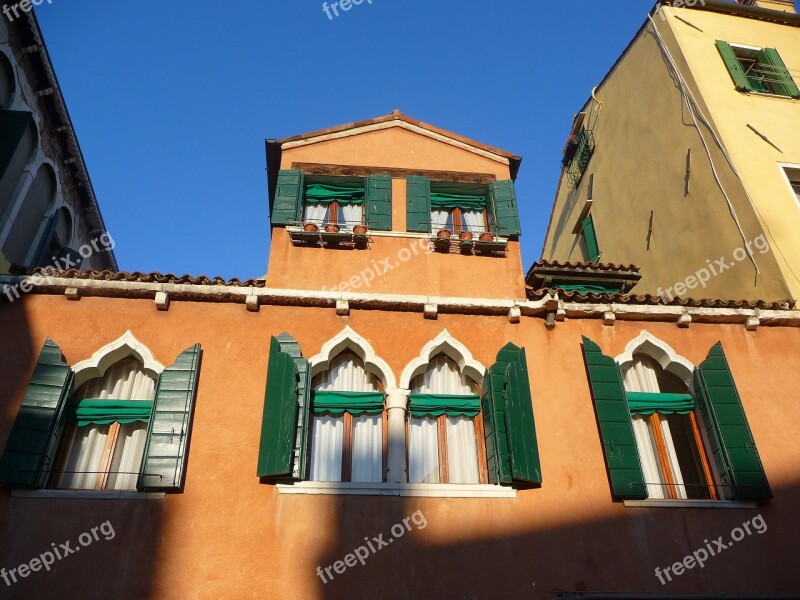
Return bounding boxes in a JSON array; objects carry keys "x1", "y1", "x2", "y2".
[
  {"x1": 581, "y1": 215, "x2": 600, "y2": 262},
  {"x1": 0, "y1": 338, "x2": 73, "y2": 488},
  {"x1": 0, "y1": 110, "x2": 33, "y2": 181},
  {"x1": 581, "y1": 337, "x2": 647, "y2": 500},
  {"x1": 481, "y1": 343, "x2": 541, "y2": 486},
  {"x1": 693, "y1": 343, "x2": 771, "y2": 500},
  {"x1": 271, "y1": 170, "x2": 304, "y2": 226},
  {"x1": 715, "y1": 41, "x2": 752, "y2": 92},
  {"x1": 759, "y1": 48, "x2": 800, "y2": 99},
  {"x1": 406, "y1": 176, "x2": 431, "y2": 233},
  {"x1": 138, "y1": 344, "x2": 201, "y2": 492},
  {"x1": 258, "y1": 334, "x2": 311, "y2": 480},
  {"x1": 365, "y1": 174, "x2": 392, "y2": 231},
  {"x1": 488, "y1": 180, "x2": 521, "y2": 238}
]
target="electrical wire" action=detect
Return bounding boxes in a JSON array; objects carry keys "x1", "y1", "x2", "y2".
[
  {"x1": 647, "y1": 15, "x2": 760, "y2": 273},
  {"x1": 649, "y1": 15, "x2": 800, "y2": 288}
]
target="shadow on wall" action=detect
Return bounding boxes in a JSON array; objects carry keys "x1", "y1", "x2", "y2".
[
  {"x1": 0, "y1": 300, "x2": 165, "y2": 600},
  {"x1": 309, "y1": 482, "x2": 800, "y2": 600}
]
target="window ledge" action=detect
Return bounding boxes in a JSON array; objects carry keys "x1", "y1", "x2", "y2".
[
  {"x1": 11, "y1": 489, "x2": 166, "y2": 500},
  {"x1": 276, "y1": 481, "x2": 516, "y2": 498},
  {"x1": 623, "y1": 499, "x2": 756, "y2": 509}
]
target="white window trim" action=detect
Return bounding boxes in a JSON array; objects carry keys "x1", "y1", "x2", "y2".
[
  {"x1": 12, "y1": 489, "x2": 165, "y2": 500},
  {"x1": 778, "y1": 162, "x2": 800, "y2": 210},
  {"x1": 624, "y1": 499, "x2": 756, "y2": 509},
  {"x1": 277, "y1": 481, "x2": 516, "y2": 498}
]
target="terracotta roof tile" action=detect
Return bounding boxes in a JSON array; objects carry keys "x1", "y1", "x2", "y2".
[
  {"x1": 8, "y1": 266, "x2": 267, "y2": 288},
  {"x1": 529, "y1": 260, "x2": 640, "y2": 273},
  {"x1": 527, "y1": 287, "x2": 794, "y2": 311}
]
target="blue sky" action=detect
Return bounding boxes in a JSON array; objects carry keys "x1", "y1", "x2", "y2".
[{"x1": 35, "y1": 1, "x2": 716, "y2": 278}]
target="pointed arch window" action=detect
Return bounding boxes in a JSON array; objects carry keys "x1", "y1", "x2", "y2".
[
  {"x1": 56, "y1": 357, "x2": 156, "y2": 491},
  {"x1": 309, "y1": 351, "x2": 385, "y2": 483},
  {"x1": 408, "y1": 355, "x2": 487, "y2": 484}
]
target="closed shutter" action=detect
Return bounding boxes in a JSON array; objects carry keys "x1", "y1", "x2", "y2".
[
  {"x1": 138, "y1": 344, "x2": 201, "y2": 492},
  {"x1": 406, "y1": 176, "x2": 431, "y2": 233},
  {"x1": 581, "y1": 337, "x2": 647, "y2": 500},
  {"x1": 258, "y1": 334, "x2": 311, "y2": 480},
  {"x1": 759, "y1": 48, "x2": 800, "y2": 98},
  {"x1": 0, "y1": 338, "x2": 73, "y2": 488},
  {"x1": 0, "y1": 110, "x2": 33, "y2": 181},
  {"x1": 271, "y1": 170, "x2": 304, "y2": 226},
  {"x1": 693, "y1": 343, "x2": 771, "y2": 500},
  {"x1": 482, "y1": 343, "x2": 542, "y2": 486},
  {"x1": 488, "y1": 180, "x2": 521, "y2": 237},
  {"x1": 365, "y1": 174, "x2": 392, "y2": 231},
  {"x1": 715, "y1": 41, "x2": 752, "y2": 92},
  {"x1": 582, "y1": 215, "x2": 600, "y2": 262}
]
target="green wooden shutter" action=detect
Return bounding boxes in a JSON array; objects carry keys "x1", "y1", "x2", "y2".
[
  {"x1": 581, "y1": 337, "x2": 647, "y2": 500},
  {"x1": 759, "y1": 48, "x2": 800, "y2": 98},
  {"x1": 365, "y1": 174, "x2": 392, "y2": 231},
  {"x1": 582, "y1": 215, "x2": 600, "y2": 262},
  {"x1": 715, "y1": 41, "x2": 753, "y2": 92},
  {"x1": 488, "y1": 180, "x2": 521, "y2": 238},
  {"x1": 138, "y1": 344, "x2": 201, "y2": 492},
  {"x1": 406, "y1": 176, "x2": 431, "y2": 233},
  {"x1": 0, "y1": 110, "x2": 33, "y2": 181},
  {"x1": 271, "y1": 170, "x2": 304, "y2": 226},
  {"x1": 0, "y1": 338, "x2": 73, "y2": 488},
  {"x1": 482, "y1": 361, "x2": 512, "y2": 485},
  {"x1": 693, "y1": 343, "x2": 771, "y2": 500},
  {"x1": 258, "y1": 334, "x2": 311, "y2": 480},
  {"x1": 481, "y1": 343, "x2": 542, "y2": 486}
]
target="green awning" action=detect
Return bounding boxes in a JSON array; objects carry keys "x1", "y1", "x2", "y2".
[
  {"x1": 430, "y1": 192, "x2": 487, "y2": 211},
  {"x1": 68, "y1": 398, "x2": 154, "y2": 426},
  {"x1": 305, "y1": 183, "x2": 365, "y2": 205},
  {"x1": 627, "y1": 392, "x2": 695, "y2": 416},
  {"x1": 312, "y1": 391, "x2": 384, "y2": 415},
  {"x1": 409, "y1": 394, "x2": 481, "y2": 418}
]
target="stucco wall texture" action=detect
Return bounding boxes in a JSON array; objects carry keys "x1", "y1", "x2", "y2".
[{"x1": 0, "y1": 294, "x2": 798, "y2": 599}]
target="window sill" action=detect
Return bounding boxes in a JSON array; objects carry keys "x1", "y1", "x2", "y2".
[
  {"x1": 742, "y1": 90, "x2": 798, "y2": 100},
  {"x1": 276, "y1": 481, "x2": 517, "y2": 498},
  {"x1": 623, "y1": 499, "x2": 756, "y2": 509},
  {"x1": 11, "y1": 489, "x2": 166, "y2": 500}
]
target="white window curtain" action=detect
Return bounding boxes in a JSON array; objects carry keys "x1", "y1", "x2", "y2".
[
  {"x1": 340, "y1": 204, "x2": 362, "y2": 230},
  {"x1": 408, "y1": 417, "x2": 439, "y2": 483},
  {"x1": 446, "y1": 417, "x2": 479, "y2": 484},
  {"x1": 310, "y1": 351, "x2": 382, "y2": 482},
  {"x1": 58, "y1": 357, "x2": 156, "y2": 491},
  {"x1": 351, "y1": 415, "x2": 382, "y2": 483},
  {"x1": 409, "y1": 355, "x2": 479, "y2": 484},
  {"x1": 461, "y1": 210, "x2": 484, "y2": 235},
  {"x1": 309, "y1": 415, "x2": 343, "y2": 482},
  {"x1": 623, "y1": 356, "x2": 687, "y2": 499},
  {"x1": 303, "y1": 203, "x2": 327, "y2": 226},
  {"x1": 431, "y1": 210, "x2": 450, "y2": 232}
]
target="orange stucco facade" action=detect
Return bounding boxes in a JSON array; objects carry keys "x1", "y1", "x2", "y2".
[
  {"x1": 0, "y1": 294, "x2": 799, "y2": 598},
  {"x1": 0, "y1": 114, "x2": 798, "y2": 599}
]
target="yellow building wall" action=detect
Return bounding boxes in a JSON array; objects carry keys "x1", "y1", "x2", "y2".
[
  {"x1": 542, "y1": 13, "x2": 793, "y2": 303},
  {"x1": 664, "y1": 5, "x2": 800, "y2": 301}
]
